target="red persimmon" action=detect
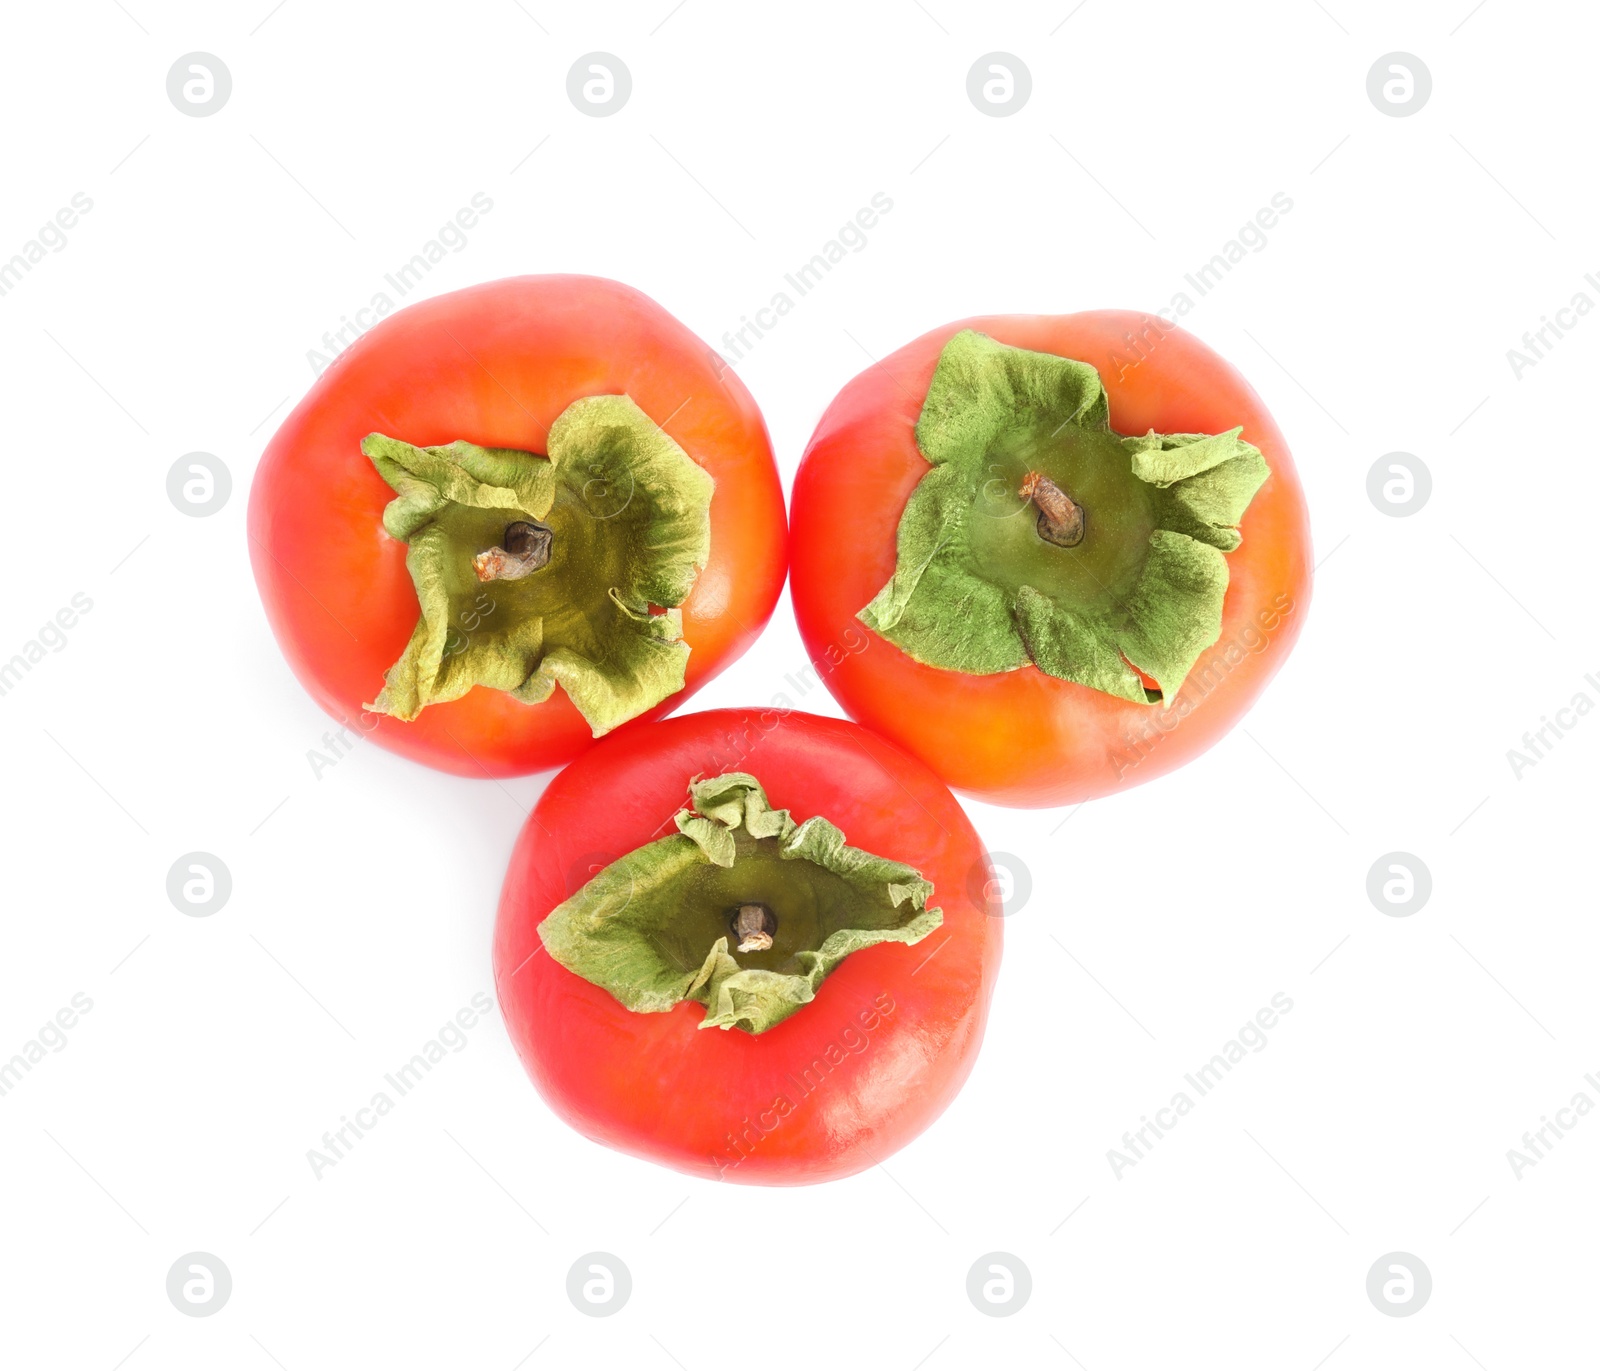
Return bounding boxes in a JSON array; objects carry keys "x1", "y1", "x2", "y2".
[
  {"x1": 790, "y1": 313, "x2": 1312, "y2": 807},
  {"x1": 493, "y1": 708, "x2": 1003, "y2": 1185},
  {"x1": 249, "y1": 275, "x2": 787, "y2": 777}
]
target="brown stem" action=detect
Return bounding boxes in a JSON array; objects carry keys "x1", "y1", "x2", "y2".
[
  {"x1": 1019, "y1": 472, "x2": 1085, "y2": 548},
  {"x1": 473, "y1": 519, "x2": 552, "y2": 582},
  {"x1": 731, "y1": 902, "x2": 776, "y2": 953}
]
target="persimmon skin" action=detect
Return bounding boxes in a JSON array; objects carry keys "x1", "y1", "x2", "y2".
[
  {"x1": 790, "y1": 312, "x2": 1313, "y2": 808},
  {"x1": 248, "y1": 275, "x2": 788, "y2": 778},
  {"x1": 493, "y1": 709, "x2": 1003, "y2": 1186}
]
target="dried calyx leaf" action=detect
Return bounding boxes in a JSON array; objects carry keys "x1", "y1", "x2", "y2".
[
  {"x1": 362, "y1": 394, "x2": 714, "y2": 735},
  {"x1": 537, "y1": 773, "x2": 942, "y2": 1034},
  {"x1": 860, "y1": 329, "x2": 1269, "y2": 704}
]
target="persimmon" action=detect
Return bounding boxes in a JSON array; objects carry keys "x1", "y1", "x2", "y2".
[
  {"x1": 790, "y1": 313, "x2": 1311, "y2": 807},
  {"x1": 493, "y1": 709, "x2": 1002, "y2": 1184},
  {"x1": 249, "y1": 275, "x2": 787, "y2": 777}
]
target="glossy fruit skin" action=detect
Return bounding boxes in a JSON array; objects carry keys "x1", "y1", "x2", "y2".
[
  {"x1": 791, "y1": 312, "x2": 1312, "y2": 807},
  {"x1": 249, "y1": 275, "x2": 787, "y2": 777},
  {"x1": 493, "y1": 709, "x2": 1003, "y2": 1185}
]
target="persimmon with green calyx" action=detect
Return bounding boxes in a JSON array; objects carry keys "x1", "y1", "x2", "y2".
[
  {"x1": 493, "y1": 708, "x2": 1003, "y2": 1185},
  {"x1": 790, "y1": 314, "x2": 1312, "y2": 807},
  {"x1": 249, "y1": 275, "x2": 787, "y2": 778}
]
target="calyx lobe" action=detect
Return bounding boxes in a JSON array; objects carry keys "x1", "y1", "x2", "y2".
[
  {"x1": 537, "y1": 773, "x2": 943, "y2": 1035},
  {"x1": 362, "y1": 394, "x2": 713, "y2": 735},
  {"x1": 860, "y1": 330, "x2": 1269, "y2": 705}
]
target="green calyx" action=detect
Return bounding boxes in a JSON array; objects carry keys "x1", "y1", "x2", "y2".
[
  {"x1": 362, "y1": 395, "x2": 714, "y2": 735},
  {"x1": 537, "y1": 773, "x2": 943, "y2": 1035},
  {"x1": 860, "y1": 329, "x2": 1270, "y2": 704}
]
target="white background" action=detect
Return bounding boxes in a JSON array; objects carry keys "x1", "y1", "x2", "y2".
[{"x1": 1, "y1": 1, "x2": 1594, "y2": 1367}]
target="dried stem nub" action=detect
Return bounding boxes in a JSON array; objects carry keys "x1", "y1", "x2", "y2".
[
  {"x1": 473, "y1": 519, "x2": 553, "y2": 582},
  {"x1": 1019, "y1": 472, "x2": 1085, "y2": 548},
  {"x1": 731, "y1": 902, "x2": 776, "y2": 954}
]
